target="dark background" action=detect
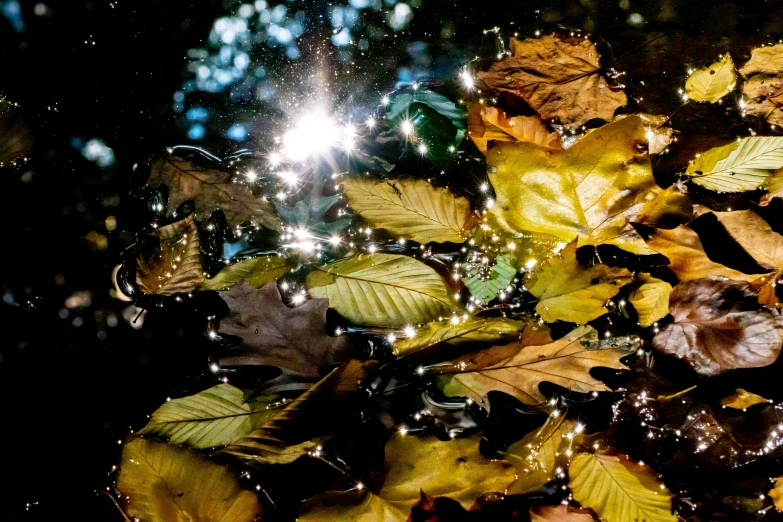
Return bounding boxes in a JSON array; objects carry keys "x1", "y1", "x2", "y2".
[{"x1": 3, "y1": 0, "x2": 783, "y2": 520}]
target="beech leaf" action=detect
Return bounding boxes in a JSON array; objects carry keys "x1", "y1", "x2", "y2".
[
  {"x1": 685, "y1": 53, "x2": 737, "y2": 103},
  {"x1": 721, "y1": 388, "x2": 771, "y2": 410},
  {"x1": 476, "y1": 34, "x2": 627, "y2": 129},
  {"x1": 199, "y1": 255, "x2": 289, "y2": 291},
  {"x1": 685, "y1": 137, "x2": 783, "y2": 192},
  {"x1": 464, "y1": 254, "x2": 518, "y2": 304},
  {"x1": 467, "y1": 104, "x2": 561, "y2": 154},
  {"x1": 739, "y1": 43, "x2": 783, "y2": 127},
  {"x1": 629, "y1": 274, "x2": 672, "y2": 327},
  {"x1": 651, "y1": 277, "x2": 783, "y2": 376}
]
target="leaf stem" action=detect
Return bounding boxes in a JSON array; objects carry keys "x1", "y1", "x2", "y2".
[{"x1": 657, "y1": 385, "x2": 697, "y2": 402}]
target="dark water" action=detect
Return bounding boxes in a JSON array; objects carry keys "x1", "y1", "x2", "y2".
[{"x1": 3, "y1": 0, "x2": 783, "y2": 520}]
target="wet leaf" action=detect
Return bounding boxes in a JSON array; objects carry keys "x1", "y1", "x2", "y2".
[
  {"x1": 200, "y1": 255, "x2": 289, "y2": 291},
  {"x1": 136, "y1": 214, "x2": 205, "y2": 295},
  {"x1": 529, "y1": 505, "x2": 596, "y2": 522},
  {"x1": 438, "y1": 325, "x2": 635, "y2": 406},
  {"x1": 629, "y1": 274, "x2": 672, "y2": 327},
  {"x1": 685, "y1": 137, "x2": 783, "y2": 192},
  {"x1": 464, "y1": 255, "x2": 518, "y2": 304},
  {"x1": 769, "y1": 476, "x2": 783, "y2": 511},
  {"x1": 0, "y1": 97, "x2": 33, "y2": 168},
  {"x1": 710, "y1": 210, "x2": 783, "y2": 270},
  {"x1": 117, "y1": 438, "x2": 263, "y2": 522},
  {"x1": 721, "y1": 388, "x2": 771, "y2": 410},
  {"x1": 274, "y1": 177, "x2": 351, "y2": 237},
  {"x1": 739, "y1": 43, "x2": 783, "y2": 127},
  {"x1": 569, "y1": 452, "x2": 676, "y2": 522},
  {"x1": 144, "y1": 152, "x2": 281, "y2": 230},
  {"x1": 298, "y1": 433, "x2": 517, "y2": 522},
  {"x1": 217, "y1": 283, "x2": 353, "y2": 384},
  {"x1": 487, "y1": 117, "x2": 659, "y2": 255},
  {"x1": 467, "y1": 104, "x2": 561, "y2": 154},
  {"x1": 651, "y1": 277, "x2": 783, "y2": 376},
  {"x1": 527, "y1": 241, "x2": 632, "y2": 324},
  {"x1": 685, "y1": 53, "x2": 736, "y2": 103},
  {"x1": 306, "y1": 254, "x2": 453, "y2": 327},
  {"x1": 342, "y1": 178, "x2": 473, "y2": 244},
  {"x1": 634, "y1": 185, "x2": 693, "y2": 229},
  {"x1": 138, "y1": 384, "x2": 283, "y2": 449},
  {"x1": 385, "y1": 88, "x2": 468, "y2": 142},
  {"x1": 761, "y1": 167, "x2": 783, "y2": 206},
  {"x1": 616, "y1": 113, "x2": 673, "y2": 155},
  {"x1": 476, "y1": 34, "x2": 627, "y2": 129}
]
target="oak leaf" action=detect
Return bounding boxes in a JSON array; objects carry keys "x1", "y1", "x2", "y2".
[
  {"x1": 476, "y1": 34, "x2": 627, "y2": 129},
  {"x1": 740, "y1": 43, "x2": 783, "y2": 127},
  {"x1": 651, "y1": 277, "x2": 783, "y2": 376},
  {"x1": 684, "y1": 137, "x2": 783, "y2": 192},
  {"x1": 467, "y1": 103, "x2": 561, "y2": 154},
  {"x1": 685, "y1": 53, "x2": 736, "y2": 103},
  {"x1": 721, "y1": 388, "x2": 771, "y2": 410}
]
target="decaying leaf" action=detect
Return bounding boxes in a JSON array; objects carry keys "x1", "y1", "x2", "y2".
[
  {"x1": 0, "y1": 97, "x2": 33, "y2": 168},
  {"x1": 298, "y1": 433, "x2": 517, "y2": 522},
  {"x1": 342, "y1": 178, "x2": 473, "y2": 244},
  {"x1": 634, "y1": 185, "x2": 693, "y2": 228},
  {"x1": 136, "y1": 214, "x2": 205, "y2": 295},
  {"x1": 487, "y1": 117, "x2": 659, "y2": 255},
  {"x1": 685, "y1": 137, "x2": 783, "y2": 192},
  {"x1": 527, "y1": 241, "x2": 632, "y2": 324},
  {"x1": 476, "y1": 34, "x2": 627, "y2": 129},
  {"x1": 117, "y1": 438, "x2": 263, "y2": 522},
  {"x1": 467, "y1": 104, "x2": 561, "y2": 153},
  {"x1": 529, "y1": 505, "x2": 596, "y2": 522},
  {"x1": 721, "y1": 388, "x2": 771, "y2": 410},
  {"x1": 652, "y1": 277, "x2": 783, "y2": 376},
  {"x1": 438, "y1": 325, "x2": 636, "y2": 406},
  {"x1": 199, "y1": 255, "x2": 289, "y2": 291},
  {"x1": 144, "y1": 151, "x2": 281, "y2": 230},
  {"x1": 217, "y1": 282, "x2": 353, "y2": 384},
  {"x1": 740, "y1": 43, "x2": 783, "y2": 127},
  {"x1": 615, "y1": 113, "x2": 674, "y2": 155},
  {"x1": 569, "y1": 452, "x2": 676, "y2": 522},
  {"x1": 685, "y1": 53, "x2": 737, "y2": 103},
  {"x1": 306, "y1": 253, "x2": 453, "y2": 327},
  {"x1": 464, "y1": 255, "x2": 518, "y2": 304},
  {"x1": 629, "y1": 274, "x2": 672, "y2": 327}
]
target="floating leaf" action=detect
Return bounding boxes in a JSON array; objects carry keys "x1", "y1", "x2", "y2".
[
  {"x1": 721, "y1": 388, "x2": 771, "y2": 410},
  {"x1": 467, "y1": 104, "x2": 561, "y2": 154},
  {"x1": 634, "y1": 185, "x2": 693, "y2": 229},
  {"x1": 710, "y1": 210, "x2": 783, "y2": 270},
  {"x1": 385, "y1": 88, "x2": 467, "y2": 141},
  {"x1": 530, "y1": 505, "x2": 596, "y2": 522},
  {"x1": 476, "y1": 34, "x2": 627, "y2": 129},
  {"x1": 342, "y1": 178, "x2": 473, "y2": 244},
  {"x1": 761, "y1": 168, "x2": 783, "y2": 206},
  {"x1": 391, "y1": 316, "x2": 527, "y2": 357},
  {"x1": 306, "y1": 253, "x2": 452, "y2": 327},
  {"x1": 136, "y1": 214, "x2": 205, "y2": 295},
  {"x1": 769, "y1": 476, "x2": 783, "y2": 511},
  {"x1": 652, "y1": 277, "x2": 783, "y2": 376},
  {"x1": 739, "y1": 43, "x2": 783, "y2": 127},
  {"x1": 616, "y1": 113, "x2": 673, "y2": 155},
  {"x1": 199, "y1": 255, "x2": 289, "y2": 291},
  {"x1": 527, "y1": 241, "x2": 632, "y2": 324},
  {"x1": 217, "y1": 283, "x2": 352, "y2": 385},
  {"x1": 685, "y1": 53, "x2": 736, "y2": 103},
  {"x1": 298, "y1": 433, "x2": 517, "y2": 522},
  {"x1": 117, "y1": 438, "x2": 262, "y2": 522},
  {"x1": 464, "y1": 255, "x2": 518, "y2": 303},
  {"x1": 569, "y1": 452, "x2": 676, "y2": 522},
  {"x1": 274, "y1": 177, "x2": 351, "y2": 237},
  {"x1": 629, "y1": 274, "x2": 672, "y2": 327},
  {"x1": 685, "y1": 137, "x2": 783, "y2": 192},
  {"x1": 487, "y1": 116, "x2": 659, "y2": 255}
]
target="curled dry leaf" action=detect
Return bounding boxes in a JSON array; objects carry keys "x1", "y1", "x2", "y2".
[
  {"x1": 740, "y1": 43, "x2": 783, "y2": 127},
  {"x1": 721, "y1": 388, "x2": 771, "y2": 410},
  {"x1": 476, "y1": 34, "x2": 627, "y2": 129},
  {"x1": 629, "y1": 274, "x2": 672, "y2": 327},
  {"x1": 615, "y1": 113, "x2": 674, "y2": 155},
  {"x1": 651, "y1": 277, "x2": 783, "y2": 376},
  {"x1": 467, "y1": 103, "x2": 561, "y2": 153},
  {"x1": 199, "y1": 255, "x2": 289, "y2": 291},
  {"x1": 0, "y1": 97, "x2": 33, "y2": 168},
  {"x1": 135, "y1": 214, "x2": 205, "y2": 295},
  {"x1": 487, "y1": 116, "x2": 659, "y2": 256},
  {"x1": 685, "y1": 53, "x2": 737, "y2": 103},
  {"x1": 684, "y1": 137, "x2": 783, "y2": 193}
]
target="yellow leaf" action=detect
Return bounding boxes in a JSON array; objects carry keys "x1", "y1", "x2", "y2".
[
  {"x1": 615, "y1": 113, "x2": 673, "y2": 155},
  {"x1": 739, "y1": 43, "x2": 783, "y2": 127},
  {"x1": 629, "y1": 275, "x2": 672, "y2": 327},
  {"x1": 685, "y1": 53, "x2": 736, "y2": 103},
  {"x1": 530, "y1": 505, "x2": 595, "y2": 522},
  {"x1": 634, "y1": 185, "x2": 693, "y2": 228},
  {"x1": 685, "y1": 137, "x2": 783, "y2": 192},
  {"x1": 199, "y1": 255, "x2": 289, "y2": 291},
  {"x1": 391, "y1": 317, "x2": 527, "y2": 358},
  {"x1": 527, "y1": 241, "x2": 632, "y2": 323},
  {"x1": 467, "y1": 104, "x2": 561, "y2": 154},
  {"x1": 569, "y1": 452, "x2": 676, "y2": 522},
  {"x1": 761, "y1": 167, "x2": 783, "y2": 206},
  {"x1": 342, "y1": 178, "x2": 473, "y2": 244},
  {"x1": 487, "y1": 116, "x2": 659, "y2": 255},
  {"x1": 769, "y1": 475, "x2": 783, "y2": 511},
  {"x1": 117, "y1": 438, "x2": 262, "y2": 522},
  {"x1": 721, "y1": 388, "x2": 771, "y2": 410}
]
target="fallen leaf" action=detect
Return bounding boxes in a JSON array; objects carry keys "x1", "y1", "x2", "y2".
[
  {"x1": 274, "y1": 177, "x2": 351, "y2": 237},
  {"x1": 527, "y1": 241, "x2": 632, "y2": 324},
  {"x1": 651, "y1": 277, "x2": 783, "y2": 376},
  {"x1": 342, "y1": 178, "x2": 473, "y2": 244},
  {"x1": 306, "y1": 253, "x2": 453, "y2": 327},
  {"x1": 135, "y1": 214, "x2": 205, "y2": 295},
  {"x1": 685, "y1": 137, "x2": 783, "y2": 192},
  {"x1": 710, "y1": 210, "x2": 783, "y2": 270},
  {"x1": 629, "y1": 274, "x2": 672, "y2": 327},
  {"x1": 298, "y1": 433, "x2": 517, "y2": 522},
  {"x1": 615, "y1": 113, "x2": 674, "y2": 155},
  {"x1": 0, "y1": 97, "x2": 33, "y2": 168},
  {"x1": 467, "y1": 104, "x2": 561, "y2": 154},
  {"x1": 721, "y1": 388, "x2": 771, "y2": 410},
  {"x1": 685, "y1": 53, "x2": 737, "y2": 103},
  {"x1": 144, "y1": 151, "x2": 281, "y2": 230},
  {"x1": 217, "y1": 282, "x2": 353, "y2": 384},
  {"x1": 739, "y1": 43, "x2": 783, "y2": 127},
  {"x1": 199, "y1": 255, "x2": 289, "y2": 291},
  {"x1": 761, "y1": 167, "x2": 783, "y2": 206},
  {"x1": 117, "y1": 438, "x2": 262, "y2": 522},
  {"x1": 633, "y1": 185, "x2": 693, "y2": 228},
  {"x1": 438, "y1": 325, "x2": 636, "y2": 406},
  {"x1": 769, "y1": 476, "x2": 783, "y2": 511},
  {"x1": 529, "y1": 505, "x2": 596, "y2": 522},
  {"x1": 476, "y1": 34, "x2": 627, "y2": 129},
  {"x1": 569, "y1": 452, "x2": 676, "y2": 522},
  {"x1": 487, "y1": 116, "x2": 659, "y2": 255},
  {"x1": 464, "y1": 255, "x2": 518, "y2": 304}
]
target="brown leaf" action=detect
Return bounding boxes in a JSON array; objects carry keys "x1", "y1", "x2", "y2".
[
  {"x1": 135, "y1": 214, "x2": 205, "y2": 295},
  {"x1": 145, "y1": 152, "x2": 281, "y2": 230},
  {"x1": 0, "y1": 97, "x2": 33, "y2": 168},
  {"x1": 710, "y1": 210, "x2": 783, "y2": 270},
  {"x1": 476, "y1": 34, "x2": 627, "y2": 129},
  {"x1": 721, "y1": 388, "x2": 771, "y2": 410},
  {"x1": 739, "y1": 43, "x2": 783, "y2": 126},
  {"x1": 467, "y1": 103, "x2": 561, "y2": 154},
  {"x1": 529, "y1": 505, "x2": 596, "y2": 522},
  {"x1": 217, "y1": 282, "x2": 353, "y2": 385},
  {"x1": 616, "y1": 113, "x2": 673, "y2": 155},
  {"x1": 651, "y1": 277, "x2": 783, "y2": 376}
]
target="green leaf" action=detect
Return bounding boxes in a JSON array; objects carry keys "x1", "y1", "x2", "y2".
[
  {"x1": 392, "y1": 316, "x2": 527, "y2": 357},
  {"x1": 199, "y1": 255, "x2": 289, "y2": 291},
  {"x1": 465, "y1": 255, "x2": 518, "y2": 303},
  {"x1": 386, "y1": 89, "x2": 467, "y2": 141},
  {"x1": 685, "y1": 137, "x2": 783, "y2": 192},
  {"x1": 306, "y1": 254, "x2": 453, "y2": 328},
  {"x1": 685, "y1": 53, "x2": 736, "y2": 103}
]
